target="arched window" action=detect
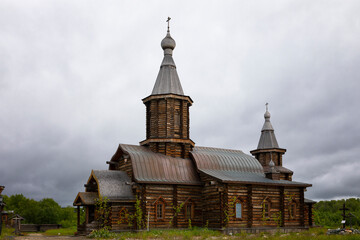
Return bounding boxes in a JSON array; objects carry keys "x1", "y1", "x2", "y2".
[
  {"x1": 262, "y1": 197, "x2": 271, "y2": 219},
  {"x1": 234, "y1": 197, "x2": 245, "y2": 219},
  {"x1": 184, "y1": 197, "x2": 194, "y2": 220},
  {"x1": 118, "y1": 207, "x2": 129, "y2": 224},
  {"x1": 153, "y1": 196, "x2": 166, "y2": 220},
  {"x1": 156, "y1": 203, "x2": 164, "y2": 219},
  {"x1": 289, "y1": 201, "x2": 297, "y2": 219}
]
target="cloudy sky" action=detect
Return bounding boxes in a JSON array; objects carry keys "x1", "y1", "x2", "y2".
[{"x1": 1, "y1": 0, "x2": 359, "y2": 206}]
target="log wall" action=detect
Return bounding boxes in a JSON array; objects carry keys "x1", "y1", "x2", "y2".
[
  {"x1": 111, "y1": 203, "x2": 135, "y2": 231},
  {"x1": 145, "y1": 97, "x2": 193, "y2": 158},
  {"x1": 139, "y1": 184, "x2": 202, "y2": 229}
]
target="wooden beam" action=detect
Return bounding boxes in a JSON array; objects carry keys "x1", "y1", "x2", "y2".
[
  {"x1": 77, "y1": 206, "x2": 80, "y2": 228},
  {"x1": 300, "y1": 187, "x2": 305, "y2": 227},
  {"x1": 247, "y1": 185, "x2": 253, "y2": 228},
  {"x1": 280, "y1": 187, "x2": 285, "y2": 227}
]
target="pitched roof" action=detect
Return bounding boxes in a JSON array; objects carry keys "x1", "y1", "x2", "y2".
[
  {"x1": 257, "y1": 107, "x2": 280, "y2": 149},
  {"x1": 74, "y1": 192, "x2": 98, "y2": 206},
  {"x1": 191, "y1": 146, "x2": 264, "y2": 174},
  {"x1": 118, "y1": 144, "x2": 201, "y2": 185},
  {"x1": 191, "y1": 146, "x2": 310, "y2": 186},
  {"x1": 90, "y1": 170, "x2": 135, "y2": 201},
  {"x1": 151, "y1": 30, "x2": 184, "y2": 96}
]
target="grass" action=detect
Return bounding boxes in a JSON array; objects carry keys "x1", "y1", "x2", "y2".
[
  {"x1": 89, "y1": 227, "x2": 222, "y2": 239},
  {"x1": 43, "y1": 226, "x2": 77, "y2": 236},
  {"x1": 0, "y1": 226, "x2": 14, "y2": 239},
  {"x1": 88, "y1": 227, "x2": 360, "y2": 240}
]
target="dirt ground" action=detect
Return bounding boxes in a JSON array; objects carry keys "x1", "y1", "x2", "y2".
[{"x1": 13, "y1": 233, "x2": 87, "y2": 240}]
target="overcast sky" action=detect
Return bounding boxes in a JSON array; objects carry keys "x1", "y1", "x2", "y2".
[{"x1": 1, "y1": 0, "x2": 359, "y2": 206}]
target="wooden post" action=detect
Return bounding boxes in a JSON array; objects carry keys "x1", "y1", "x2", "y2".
[
  {"x1": 173, "y1": 185, "x2": 178, "y2": 228},
  {"x1": 219, "y1": 192, "x2": 223, "y2": 228},
  {"x1": 77, "y1": 206, "x2": 80, "y2": 228},
  {"x1": 247, "y1": 185, "x2": 253, "y2": 228},
  {"x1": 299, "y1": 188, "x2": 305, "y2": 227},
  {"x1": 280, "y1": 187, "x2": 285, "y2": 227},
  {"x1": 308, "y1": 204, "x2": 313, "y2": 227}
]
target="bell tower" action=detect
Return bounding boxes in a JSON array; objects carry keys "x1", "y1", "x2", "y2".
[
  {"x1": 140, "y1": 18, "x2": 194, "y2": 158},
  {"x1": 250, "y1": 104, "x2": 293, "y2": 180}
]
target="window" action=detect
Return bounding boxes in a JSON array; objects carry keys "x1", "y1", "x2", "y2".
[
  {"x1": 153, "y1": 196, "x2": 166, "y2": 221},
  {"x1": 185, "y1": 204, "x2": 193, "y2": 219},
  {"x1": 264, "y1": 202, "x2": 270, "y2": 217},
  {"x1": 289, "y1": 202, "x2": 296, "y2": 219},
  {"x1": 156, "y1": 203, "x2": 164, "y2": 219},
  {"x1": 118, "y1": 207, "x2": 129, "y2": 224},
  {"x1": 262, "y1": 198, "x2": 271, "y2": 219},
  {"x1": 174, "y1": 109, "x2": 181, "y2": 137},
  {"x1": 235, "y1": 203, "x2": 242, "y2": 218}
]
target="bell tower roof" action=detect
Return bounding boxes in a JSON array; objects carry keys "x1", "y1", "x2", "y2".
[
  {"x1": 257, "y1": 103, "x2": 279, "y2": 149},
  {"x1": 151, "y1": 17, "x2": 184, "y2": 96}
]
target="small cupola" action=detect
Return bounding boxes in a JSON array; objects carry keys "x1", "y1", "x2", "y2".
[{"x1": 251, "y1": 104, "x2": 287, "y2": 169}]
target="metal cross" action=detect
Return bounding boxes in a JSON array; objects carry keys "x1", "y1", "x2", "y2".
[
  {"x1": 266, "y1": 102, "x2": 269, "y2": 111},
  {"x1": 167, "y1": 17, "x2": 171, "y2": 31}
]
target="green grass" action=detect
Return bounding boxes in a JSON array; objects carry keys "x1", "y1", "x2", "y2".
[
  {"x1": 43, "y1": 226, "x2": 77, "y2": 236},
  {"x1": 89, "y1": 227, "x2": 222, "y2": 239},
  {"x1": 88, "y1": 227, "x2": 360, "y2": 240},
  {"x1": 0, "y1": 226, "x2": 14, "y2": 239}
]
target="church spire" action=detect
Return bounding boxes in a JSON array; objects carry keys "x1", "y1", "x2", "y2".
[
  {"x1": 257, "y1": 103, "x2": 279, "y2": 149},
  {"x1": 151, "y1": 18, "x2": 184, "y2": 96},
  {"x1": 250, "y1": 104, "x2": 290, "y2": 179},
  {"x1": 141, "y1": 19, "x2": 194, "y2": 158}
]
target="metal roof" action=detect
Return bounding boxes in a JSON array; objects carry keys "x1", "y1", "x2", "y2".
[
  {"x1": 151, "y1": 30, "x2": 184, "y2": 96},
  {"x1": 191, "y1": 146, "x2": 264, "y2": 174},
  {"x1": 199, "y1": 169, "x2": 310, "y2": 186},
  {"x1": 91, "y1": 170, "x2": 135, "y2": 201},
  {"x1": 191, "y1": 146, "x2": 310, "y2": 187},
  {"x1": 119, "y1": 144, "x2": 201, "y2": 185},
  {"x1": 263, "y1": 165, "x2": 293, "y2": 174},
  {"x1": 257, "y1": 107, "x2": 280, "y2": 149}
]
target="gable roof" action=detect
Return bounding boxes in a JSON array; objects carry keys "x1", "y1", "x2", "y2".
[
  {"x1": 74, "y1": 192, "x2": 98, "y2": 206},
  {"x1": 191, "y1": 146, "x2": 264, "y2": 174},
  {"x1": 191, "y1": 146, "x2": 310, "y2": 187},
  {"x1": 89, "y1": 170, "x2": 135, "y2": 201},
  {"x1": 117, "y1": 144, "x2": 201, "y2": 185}
]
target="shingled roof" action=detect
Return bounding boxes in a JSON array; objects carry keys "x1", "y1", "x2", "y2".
[
  {"x1": 90, "y1": 170, "x2": 135, "y2": 202},
  {"x1": 74, "y1": 192, "x2": 98, "y2": 206}
]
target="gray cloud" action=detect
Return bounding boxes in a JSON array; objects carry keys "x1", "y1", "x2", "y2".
[{"x1": 1, "y1": 0, "x2": 359, "y2": 205}]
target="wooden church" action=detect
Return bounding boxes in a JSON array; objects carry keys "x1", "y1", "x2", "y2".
[{"x1": 74, "y1": 23, "x2": 315, "y2": 234}]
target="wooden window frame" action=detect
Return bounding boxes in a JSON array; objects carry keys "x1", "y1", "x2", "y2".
[
  {"x1": 262, "y1": 197, "x2": 272, "y2": 219},
  {"x1": 118, "y1": 207, "x2": 129, "y2": 224},
  {"x1": 153, "y1": 196, "x2": 166, "y2": 221},
  {"x1": 156, "y1": 202, "x2": 165, "y2": 220},
  {"x1": 234, "y1": 197, "x2": 245, "y2": 220},
  {"x1": 184, "y1": 197, "x2": 195, "y2": 220},
  {"x1": 289, "y1": 201, "x2": 297, "y2": 219}
]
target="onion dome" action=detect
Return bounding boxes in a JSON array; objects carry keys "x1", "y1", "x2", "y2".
[
  {"x1": 151, "y1": 19, "x2": 184, "y2": 96},
  {"x1": 161, "y1": 31, "x2": 176, "y2": 50}
]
